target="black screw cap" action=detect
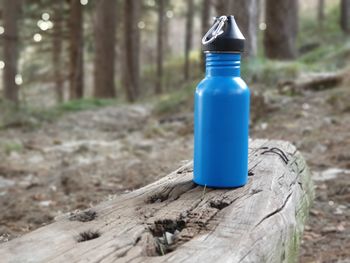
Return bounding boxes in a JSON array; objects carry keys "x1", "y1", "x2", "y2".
[{"x1": 202, "y1": 15, "x2": 245, "y2": 53}]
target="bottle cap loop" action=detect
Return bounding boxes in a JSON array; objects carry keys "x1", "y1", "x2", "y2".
[
  {"x1": 202, "y1": 16, "x2": 228, "y2": 45},
  {"x1": 201, "y1": 15, "x2": 245, "y2": 53}
]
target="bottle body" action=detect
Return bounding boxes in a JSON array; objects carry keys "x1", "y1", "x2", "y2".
[{"x1": 193, "y1": 53, "x2": 250, "y2": 188}]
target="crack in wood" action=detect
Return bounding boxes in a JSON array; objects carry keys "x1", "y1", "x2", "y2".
[
  {"x1": 145, "y1": 189, "x2": 240, "y2": 256},
  {"x1": 149, "y1": 219, "x2": 186, "y2": 237},
  {"x1": 248, "y1": 159, "x2": 263, "y2": 175},
  {"x1": 254, "y1": 191, "x2": 293, "y2": 229},
  {"x1": 177, "y1": 168, "x2": 193, "y2": 174},
  {"x1": 69, "y1": 210, "x2": 97, "y2": 222},
  {"x1": 76, "y1": 230, "x2": 101, "y2": 243},
  {"x1": 138, "y1": 143, "x2": 309, "y2": 259},
  {"x1": 249, "y1": 189, "x2": 263, "y2": 195},
  {"x1": 148, "y1": 219, "x2": 186, "y2": 255},
  {"x1": 261, "y1": 147, "x2": 289, "y2": 164},
  {"x1": 253, "y1": 152, "x2": 303, "y2": 231},
  {"x1": 209, "y1": 199, "x2": 231, "y2": 210},
  {"x1": 146, "y1": 181, "x2": 197, "y2": 203}
]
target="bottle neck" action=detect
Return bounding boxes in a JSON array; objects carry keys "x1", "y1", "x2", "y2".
[{"x1": 205, "y1": 53, "x2": 241, "y2": 77}]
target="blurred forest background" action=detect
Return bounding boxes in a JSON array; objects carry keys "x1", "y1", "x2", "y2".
[
  {"x1": 0, "y1": 0, "x2": 347, "y2": 107},
  {"x1": 0, "y1": 0, "x2": 350, "y2": 262}
]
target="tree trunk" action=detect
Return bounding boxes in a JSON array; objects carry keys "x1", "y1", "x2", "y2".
[
  {"x1": 52, "y1": 1, "x2": 64, "y2": 103},
  {"x1": 184, "y1": 0, "x2": 194, "y2": 81},
  {"x1": 3, "y1": 0, "x2": 22, "y2": 104},
  {"x1": 318, "y1": 0, "x2": 325, "y2": 28},
  {"x1": 341, "y1": 0, "x2": 350, "y2": 34},
  {"x1": 230, "y1": 0, "x2": 259, "y2": 58},
  {"x1": 201, "y1": 0, "x2": 211, "y2": 71},
  {"x1": 69, "y1": 0, "x2": 84, "y2": 100},
  {"x1": 93, "y1": 0, "x2": 117, "y2": 98},
  {"x1": 123, "y1": 0, "x2": 141, "y2": 102},
  {"x1": 163, "y1": 0, "x2": 171, "y2": 55},
  {"x1": 264, "y1": 0, "x2": 298, "y2": 60},
  {"x1": 213, "y1": 0, "x2": 229, "y2": 15},
  {"x1": 156, "y1": 0, "x2": 164, "y2": 94}
]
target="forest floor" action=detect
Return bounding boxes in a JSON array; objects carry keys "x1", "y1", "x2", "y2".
[{"x1": 0, "y1": 83, "x2": 349, "y2": 262}]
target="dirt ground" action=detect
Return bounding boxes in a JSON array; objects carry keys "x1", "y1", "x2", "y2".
[{"x1": 0, "y1": 85, "x2": 349, "y2": 262}]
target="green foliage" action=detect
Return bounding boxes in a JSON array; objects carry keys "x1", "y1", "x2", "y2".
[
  {"x1": 297, "y1": 3, "x2": 350, "y2": 70},
  {"x1": 150, "y1": 2, "x2": 350, "y2": 116},
  {"x1": 153, "y1": 81, "x2": 195, "y2": 115},
  {"x1": 0, "y1": 98, "x2": 119, "y2": 130},
  {"x1": 1, "y1": 141, "x2": 23, "y2": 155},
  {"x1": 142, "y1": 52, "x2": 201, "y2": 97},
  {"x1": 299, "y1": 3, "x2": 342, "y2": 45},
  {"x1": 242, "y1": 2, "x2": 350, "y2": 86},
  {"x1": 299, "y1": 41, "x2": 350, "y2": 70},
  {"x1": 0, "y1": 100, "x2": 50, "y2": 129},
  {"x1": 241, "y1": 58, "x2": 304, "y2": 85},
  {"x1": 57, "y1": 98, "x2": 119, "y2": 112}
]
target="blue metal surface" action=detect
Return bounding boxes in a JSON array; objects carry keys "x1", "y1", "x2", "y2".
[{"x1": 193, "y1": 53, "x2": 250, "y2": 188}]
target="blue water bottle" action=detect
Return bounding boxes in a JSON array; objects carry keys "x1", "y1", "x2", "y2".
[{"x1": 193, "y1": 16, "x2": 250, "y2": 188}]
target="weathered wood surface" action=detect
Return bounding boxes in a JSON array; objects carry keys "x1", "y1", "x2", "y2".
[{"x1": 0, "y1": 139, "x2": 314, "y2": 263}]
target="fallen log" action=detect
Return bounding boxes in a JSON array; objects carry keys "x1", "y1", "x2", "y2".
[
  {"x1": 278, "y1": 72, "x2": 343, "y2": 94},
  {"x1": 0, "y1": 139, "x2": 314, "y2": 263}
]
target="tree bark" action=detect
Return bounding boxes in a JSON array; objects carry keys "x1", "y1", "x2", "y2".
[
  {"x1": 264, "y1": 0, "x2": 298, "y2": 60},
  {"x1": 163, "y1": 0, "x2": 171, "y2": 55},
  {"x1": 52, "y1": 1, "x2": 64, "y2": 103},
  {"x1": 201, "y1": 0, "x2": 211, "y2": 71},
  {"x1": 184, "y1": 0, "x2": 194, "y2": 81},
  {"x1": 3, "y1": 0, "x2": 22, "y2": 104},
  {"x1": 123, "y1": 0, "x2": 141, "y2": 102},
  {"x1": 341, "y1": 0, "x2": 350, "y2": 34},
  {"x1": 230, "y1": 0, "x2": 259, "y2": 58},
  {"x1": 93, "y1": 0, "x2": 117, "y2": 98},
  {"x1": 156, "y1": 0, "x2": 165, "y2": 94},
  {"x1": 69, "y1": 0, "x2": 84, "y2": 100},
  {"x1": 318, "y1": 0, "x2": 325, "y2": 28}
]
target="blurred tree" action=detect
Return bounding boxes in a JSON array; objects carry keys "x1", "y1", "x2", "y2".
[
  {"x1": 93, "y1": 0, "x2": 117, "y2": 98},
  {"x1": 156, "y1": 0, "x2": 165, "y2": 94},
  {"x1": 213, "y1": 0, "x2": 229, "y2": 15},
  {"x1": 184, "y1": 0, "x2": 194, "y2": 80},
  {"x1": 3, "y1": 0, "x2": 22, "y2": 104},
  {"x1": 163, "y1": 0, "x2": 171, "y2": 55},
  {"x1": 123, "y1": 0, "x2": 140, "y2": 102},
  {"x1": 341, "y1": 0, "x2": 350, "y2": 34},
  {"x1": 264, "y1": 0, "x2": 298, "y2": 60},
  {"x1": 230, "y1": 0, "x2": 259, "y2": 58},
  {"x1": 318, "y1": 0, "x2": 325, "y2": 28},
  {"x1": 52, "y1": 1, "x2": 64, "y2": 102},
  {"x1": 69, "y1": 0, "x2": 84, "y2": 100},
  {"x1": 201, "y1": 0, "x2": 211, "y2": 71}
]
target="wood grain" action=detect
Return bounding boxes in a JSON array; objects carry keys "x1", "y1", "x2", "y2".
[{"x1": 0, "y1": 139, "x2": 314, "y2": 263}]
